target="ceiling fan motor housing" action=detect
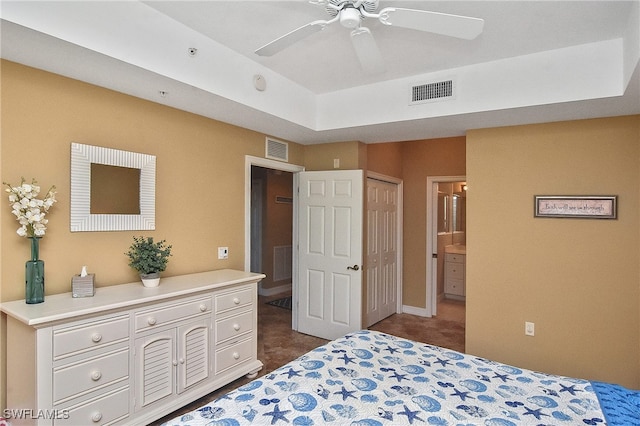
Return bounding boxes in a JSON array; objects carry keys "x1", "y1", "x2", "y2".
[{"x1": 340, "y1": 7, "x2": 362, "y2": 28}]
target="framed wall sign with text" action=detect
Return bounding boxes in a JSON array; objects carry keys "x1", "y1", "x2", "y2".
[{"x1": 534, "y1": 196, "x2": 617, "y2": 219}]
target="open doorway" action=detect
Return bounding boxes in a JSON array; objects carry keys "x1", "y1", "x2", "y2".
[
  {"x1": 244, "y1": 156, "x2": 304, "y2": 329},
  {"x1": 250, "y1": 165, "x2": 294, "y2": 297},
  {"x1": 426, "y1": 176, "x2": 466, "y2": 317}
]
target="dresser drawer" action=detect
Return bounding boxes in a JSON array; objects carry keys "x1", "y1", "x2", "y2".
[
  {"x1": 215, "y1": 338, "x2": 253, "y2": 374},
  {"x1": 445, "y1": 253, "x2": 465, "y2": 264},
  {"x1": 445, "y1": 279, "x2": 465, "y2": 296},
  {"x1": 53, "y1": 348, "x2": 129, "y2": 404},
  {"x1": 445, "y1": 262, "x2": 464, "y2": 280},
  {"x1": 215, "y1": 287, "x2": 253, "y2": 314},
  {"x1": 53, "y1": 315, "x2": 129, "y2": 360},
  {"x1": 135, "y1": 297, "x2": 211, "y2": 332},
  {"x1": 55, "y1": 386, "x2": 129, "y2": 425},
  {"x1": 215, "y1": 310, "x2": 253, "y2": 344}
]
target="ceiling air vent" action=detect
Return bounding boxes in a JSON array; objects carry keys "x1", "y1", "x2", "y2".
[
  {"x1": 410, "y1": 79, "x2": 455, "y2": 105},
  {"x1": 265, "y1": 137, "x2": 288, "y2": 162}
]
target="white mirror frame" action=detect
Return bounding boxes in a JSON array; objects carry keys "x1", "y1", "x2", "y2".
[{"x1": 70, "y1": 142, "x2": 156, "y2": 232}]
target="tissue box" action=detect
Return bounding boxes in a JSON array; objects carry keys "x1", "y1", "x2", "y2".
[{"x1": 72, "y1": 274, "x2": 95, "y2": 298}]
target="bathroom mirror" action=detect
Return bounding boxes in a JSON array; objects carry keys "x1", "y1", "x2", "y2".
[{"x1": 70, "y1": 142, "x2": 156, "y2": 232}]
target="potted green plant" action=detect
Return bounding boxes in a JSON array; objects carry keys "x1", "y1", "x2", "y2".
[{"x1": 125, "y1": 236, "x2": 172, "y2": 287}]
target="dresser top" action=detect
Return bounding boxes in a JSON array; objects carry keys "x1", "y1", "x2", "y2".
[{"x1": 0, "y1": 269, "x2": 265, "y2": 326}]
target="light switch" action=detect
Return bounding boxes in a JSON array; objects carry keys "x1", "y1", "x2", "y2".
[
  {"x1": 218, "y1": 247, "x2": 228, "y2": 260},
  {"x1": 525, "y1": 321, "x2": 535, "y2": 336}
]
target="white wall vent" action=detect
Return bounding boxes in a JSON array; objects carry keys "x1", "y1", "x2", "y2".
[
  {"x1": 265, "y1": 137, "x2": 288, "y2": 162},
  {"x1": 410, "y1": 79, "x2": 455, "y2": 105}
]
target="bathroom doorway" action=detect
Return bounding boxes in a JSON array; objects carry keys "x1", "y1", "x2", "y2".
[{"x1": 426, "y1": 176, "x2": 466, "y2": 317}]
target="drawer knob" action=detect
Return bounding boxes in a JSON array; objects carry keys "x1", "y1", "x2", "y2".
[
  {"x1": 233, "y1": 297, "x2": 240, "y2": 305},
  {"x1": 199, "y1": 304, "x2": 207, "y2": 312},
  {"x1": 147, "y1": 317, "x2": 157, "y2": 326},
  {"x1": 91, "y1": 333, "x2": 102, "y2": 343},
  {"x1": 91, "y1": 412, "x2": 103, "y2": 422},
  {"x1": 90, "y1": 370, "x2": 102, "y2": 381},
  {"x1": 233, "y1": 352, "x2": 240, "y2": 360},
  {"x1": 180, "y1": 358, "x2": 185, "y2": 364},
  {"x1": 233, "y1": 323, "x2": 240, "y2": 331}
]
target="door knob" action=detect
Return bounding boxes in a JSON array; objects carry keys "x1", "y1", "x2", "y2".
[{"x1": 347, "y1": 265, "x2": 360, "y2": 271}]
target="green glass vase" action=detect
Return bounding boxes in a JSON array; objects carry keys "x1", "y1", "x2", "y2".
[{"x1": 25, "y1": 237, "x2": 45, "y2": 304}]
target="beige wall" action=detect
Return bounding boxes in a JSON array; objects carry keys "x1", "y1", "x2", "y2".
[
  {"x1": 367, "y1": 143, "x2": 403, "y2": 178},
  {"x1": 466, "y1": 116, "x2": 640, "y2": 388},
  {"x1": 304, "y1": 141, "x2": 363, "y2": 171},
  {"x1": 400, "y1": 137, "x2": 466, "y2": 307}
]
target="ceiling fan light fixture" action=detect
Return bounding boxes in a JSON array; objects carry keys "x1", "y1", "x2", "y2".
[{"x1": 340, "y1": 7, "x2": 361, "y2": 28}]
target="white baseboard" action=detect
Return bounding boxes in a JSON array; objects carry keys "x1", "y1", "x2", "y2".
[
  {"x1": 258, "y1": 282, "x2": 292, "y2": 297},
  {"x1": 444, "y1": 294, "x2": 466, "y2": 302},
  {"x1": 401, "y1": 304, "x2": 430, "y2": 317}
]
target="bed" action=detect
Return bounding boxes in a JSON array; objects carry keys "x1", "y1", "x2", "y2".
[{"x1": 162, "y1": 330, "x2": 639, "y2": 425}]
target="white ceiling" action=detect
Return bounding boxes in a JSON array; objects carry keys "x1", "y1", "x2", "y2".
[{"x1": 1, "y1": 1, "x2": 639, "y2": 144}]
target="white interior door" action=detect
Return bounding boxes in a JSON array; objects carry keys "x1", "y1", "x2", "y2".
[
  {"x1": 297, "y1": 170, "x2": 363, "y2": 340},
  {"x1": 365, "y1": 178, "x2": 399, "y2": 326}
]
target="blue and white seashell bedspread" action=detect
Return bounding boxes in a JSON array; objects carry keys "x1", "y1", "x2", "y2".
[{"x1": 163, "y1": 330, "x2": 639, "y2": 425}]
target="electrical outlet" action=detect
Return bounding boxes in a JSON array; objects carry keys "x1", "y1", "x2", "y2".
[
  {"x1": 218, "y1": 247, "x2": 228, "y2": 260},
  {"x1": 525, "y1": 321, "x2": 535, "y2": 336},
  {"x1": 333, "y1": 158, "x2": 340, "y2": 168}
]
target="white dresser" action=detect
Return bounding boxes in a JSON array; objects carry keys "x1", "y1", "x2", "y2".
[{"x1": 1, "y1": 269, "x2": 265, "y2": 426}]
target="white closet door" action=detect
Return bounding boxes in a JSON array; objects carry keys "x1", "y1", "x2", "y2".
[{"x1": 365, "y1": 178, "x2": 399, "y2": 326}]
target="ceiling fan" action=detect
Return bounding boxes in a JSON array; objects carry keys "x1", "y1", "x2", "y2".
[{"x1": 255, "y1": 0, "x2": 484, "y2": 74}]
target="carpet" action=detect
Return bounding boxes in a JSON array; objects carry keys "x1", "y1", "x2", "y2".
[{"x1": 266, "y1": 296, "x2": 292, "y2": 310}]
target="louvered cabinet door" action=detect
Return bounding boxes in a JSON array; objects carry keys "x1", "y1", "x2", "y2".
[
  {"x1": 177, "y1": 319, "x2": 211, "y2": 393},
  {"x1": 134, "y1": 329, "x2": 176, "y2": 410}
]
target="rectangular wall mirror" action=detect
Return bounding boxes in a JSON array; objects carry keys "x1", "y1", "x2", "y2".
[{"x1": 70, "y1": 142, "x2": 156, "y2": 232}]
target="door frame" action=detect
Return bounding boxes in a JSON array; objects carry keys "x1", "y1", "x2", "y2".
[
  {"x1": 426, "y1": 175, "x2": 465, "y2": 317},
  {"x1": 366, "y1": 171, "x2": 404, "y2": 319},
  {"x1": 250, "y1": 177, "x2": 263, "y2": 275}
]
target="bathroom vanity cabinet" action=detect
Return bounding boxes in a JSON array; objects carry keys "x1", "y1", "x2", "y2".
[
  {"x1": 444, "y1": 247, "x2": 466, "y2": 299},
  {"x1": 2, "y1": 269, "x2": 264, "y2": 425}
]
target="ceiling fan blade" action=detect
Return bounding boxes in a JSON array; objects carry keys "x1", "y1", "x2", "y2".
[
  {"x1": 350, "y1": 27, "x2": 385, "y2": 74},
  {"x1": 378, "y1": 7, "x2": 484, "y2": 40},
  {"x1": 255, "y1": 20, "x2": 328, "y2": 56}
]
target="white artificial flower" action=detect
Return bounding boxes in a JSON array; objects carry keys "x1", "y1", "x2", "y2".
[{"x1": 3, "y1": 178, "x2": 57, "y2": 238}]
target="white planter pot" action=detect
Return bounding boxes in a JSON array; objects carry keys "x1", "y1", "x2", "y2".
[{"x1": 140, "y1": 272, "x2": 161, "y2": 288}]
